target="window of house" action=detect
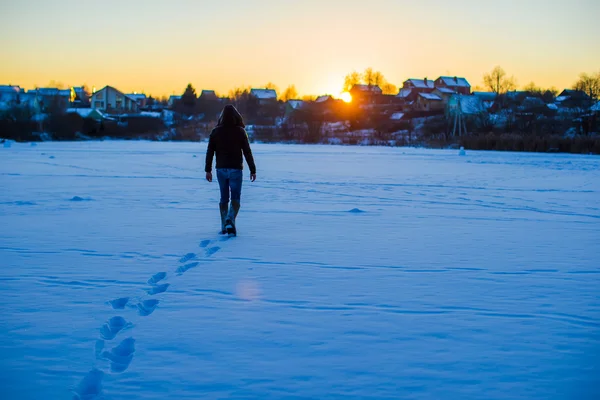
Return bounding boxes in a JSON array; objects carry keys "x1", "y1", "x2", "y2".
[
  {"x1": 116, "y1": 96, "x2": 123, "y2": 108},
  {"x1": 96, "y1": 93, "x2": 103, "y2": 100},
  {"x1": 95, "y1": 101, "x2": 104, "y2": 108}
]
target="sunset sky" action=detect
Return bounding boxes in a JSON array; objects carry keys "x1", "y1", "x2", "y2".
[{"x1": 1, "y1": 0, "x2": 599, "y2": 97}]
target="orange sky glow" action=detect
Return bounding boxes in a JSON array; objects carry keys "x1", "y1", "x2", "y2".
[{"x1": 1, "y1": 0, "x2": 599, "y2": 98}]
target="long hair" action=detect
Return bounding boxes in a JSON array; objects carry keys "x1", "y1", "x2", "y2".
[{"x1": 217, "y1": 104, "x2": 245, "y2": 128}]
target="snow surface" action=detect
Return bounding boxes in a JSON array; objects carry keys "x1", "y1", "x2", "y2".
[{"x1": 1, "y1": 142, "x2": 599, "y2": 400}]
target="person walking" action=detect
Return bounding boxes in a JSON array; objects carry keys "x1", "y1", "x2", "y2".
[{"x1": 205, "y1": 105, "x2": 256, "y2": 236}]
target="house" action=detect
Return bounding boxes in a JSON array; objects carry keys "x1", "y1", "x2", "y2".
[
  {"x1": 70, "y1": 86, "x2": 90, "y2": 107},
  {"x1": 314, "y1": 95, "x2": 342, "y2": 115},
  {"x1": 199, "y1": 90, "x2": 219, "y2": 101},
  {"x1": 555, "y1": 89, "x2": 592, "y2": 109},
  {"x1": 284, "y1": 99, "x2": 305, "y2": 121},
  {"x1": 521, "y1": 96, "x2": 546, "y2": 111},
  {"x1": 250, "y1": 88, "x2": 277, "y2": 105},
  {"x1": 449, "y1": 95, "x2": 485, "y2": 115},
  {"x1": 433, "y1": 87, "x2": 456, "y2": 104},
  {"x1": 435, "y1": 76, "x2": 471, "y2": 95},
  {"x1": 28, "y1": 88, "x2": 71, "y2": 112},
  {"x1": 91, "y1": 86, "x2": 139, "y2": 113},
  {"x1": 416, "y1": 93, "x2": 444, "y2": 111},
  {"x1": 315, "y1": 95, "x2": 333, "y2": 103},
  {"x1": 396, "y1": 88, "x2": 417, "y2": 103},
  {"x1": 379, "y1": 94, "x2": 403, "y2": 105},
  {"x1": 591, "y1": 101, "x2": 600, "y2": 115},
  {"x1": 197, "y1": 90, "x2": 224, "y2": 120},
  {"x1": 287, "y1": 99, "x2": 305, "y2": 110},
  {"x1": 127, "y1": 93, "x2": 147, "y2": 108},
  {"x1": 66, "y1": 108, "x2": 106, "y2": 121},
  {"x1": 168, "y1": 95, "x2": 181, "y2": 108},
  {"x1": 402, "y1": 78, "x2": 435, "y2": 93},
  {"x1": 0, "y1": 85, "x2": 22, "y2": 109},
  {"x1": 473, "y1": 92, "x2": 497, "y2": 110},
  {"x1": 350, "y1": 84, "x2": 383, "y2": 105}
]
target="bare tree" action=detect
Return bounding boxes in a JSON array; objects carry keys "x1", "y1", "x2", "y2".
[
  {"x1": 372, "y1": 71, "x2": 385, "y2": 88},
  {"x1": 523, "y1": 82, "x2": 542, "y2": 95},
  {"x1": 264, "y1": 82, "x2": 279, "y2": 94},
  {"x1": 381, "y1": 82, "x2": 398, "y2": 95},
  {"x1": 573, "y1": 71, "x2": 600, "y2": 101},
  {"x1": 281, "y1": 85, "x2": 299, "y2": 101},
  {"x1": 344, "y1": 68, "x2": 396, "y2": 93},
  {"x1": 483, "y1": 66, "x2": 517, "y2": 94},
  {"x1": 343, "y1": 71, "x2": 362, "y2": 92}
]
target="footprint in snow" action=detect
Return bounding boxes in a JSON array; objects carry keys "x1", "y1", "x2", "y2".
[
  {"x1": 101, "y1": 337, "x2": 135, "y2": 373},
  {"x1": 199, "y1": 240, "x2": 211, "y2": 248},
  {"x1": 72, "y1": 368, "x2": 104, "y2": 400},
  {"x1": 147, "y1": 283, "x2": 169, "y2": 295},
  {"x1": 147, "y1": 272, "x2": 166, "y2": 285},
  {"x1": 109, "y1": 297, "x2": 129, "y2": 309},
  {"x1": 205, "y1": 246, "x2": 220, "y2": 257},
  {"x1": 179, "y1": 253, "x2": 197, "y2": 263},
  {"x1": 99, "y1": 316, "x2": 131, "y2": 340},
  {"x1": 176, "y1": 262, "x2": 199, "y2": 275},
  {"x1": 137, "y1": 299, "x2": 159, "y2": 316}
]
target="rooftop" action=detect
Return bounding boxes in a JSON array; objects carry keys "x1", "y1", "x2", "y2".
[
  {"x1": 251, "y1": 88, "x2": 277, "y2": 100},
  {"x1": 351, "y1": 84, "x2": 383, "y2": 93},
  {"x1": 437, "y1": 76, "x2": 471, "y2": 88},
  {"x1": 404, "y1": 79, "x2": 435, "y2": 89},
  {"x1": 419, "y1": 93, "x2": 442, "y2": 101}
]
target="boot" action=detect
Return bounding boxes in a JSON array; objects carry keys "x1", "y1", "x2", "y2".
[
  {"x1": 219, "y1": 202, "x2": 229, "y2": 234},
  {"x1": 225, "y1": 200, "x2": 240, "y2": 235}
]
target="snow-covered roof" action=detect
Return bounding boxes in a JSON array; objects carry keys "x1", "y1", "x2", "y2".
[
  {"x1": 351, "y1": 84, "x2": 383, "y2": 93},
  {"x1": 456, "y1": 95, "x2": 484, "y2": 114},
  {"x1": 31, "y1": 88, "x2": 70, "y2": 96},
  {"x1": 67, "y1": 108, "x2": 106, "y2": 119},
  {"x1": 591, "y1": 101, "x2": 600, "y2": 112},
  {"x1": 251, "y1": 88, "x2": 277, "y2": 100},
  {"x1": 315, "y1": 95, "x2": 332, "y2": 103},
  {"x1": 404, "y1": 79, "x2": 435, "y2": 89},
  {"x1": 169, "y1": 95, "x2": 181, "y2": 100},
  {"x1": 200, "y1": 90, "x2": 218, "y2": 99},
  {"x1": 547, "y1": 103, "x2": 559, "y2": 110},
  {"x1": 127, "y1": 93, "x2": 147, "y2": 100},
  {"x1": 473, "y1": 91, "x2": 497, "y2": 101},
  {"x1": 397, "y1": 88, "x2": 412, "y2": 98},
  {"x1": 436, "y1": 87, "x2": 456, "y2": 94},
  {"x1": 418, "y1": 93, "x2": 442, "y2": 101},
  {"x1": 287, "y1": 99, "x2": 304, "y2": 109},
  {"x1": 555, "y1": 96, "x2": 568, "y2": 102},
  {"x1": 0, "y1": 85, "x2": 20, "y2": 93},
  {"x1": 390, "y1": 112, "x2": 405, "y2": 120},
  {"x1": 437, "y1": 76, "x2": 471, "y2": 88},
  {"x1": 67, "y1": 108, "x2": 94, "y2": 118}
]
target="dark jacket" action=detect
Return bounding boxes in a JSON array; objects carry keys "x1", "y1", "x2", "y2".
[{"x1": 205, "y1": 105, "x2": 256, "y2": 174}]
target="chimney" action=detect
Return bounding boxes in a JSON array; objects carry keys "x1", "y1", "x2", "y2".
[
  {"x1": 424, "y1": 77, "x2": 428, "y2": 86},
  {"x1": 454, "y1": 76, "x2": 458, "y2": 83}
]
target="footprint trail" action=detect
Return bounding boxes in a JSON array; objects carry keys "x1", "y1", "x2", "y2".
[
  {"x1": 101, "y1": 337, "x2": 135, "y2": 373},
  {"x1": 78, "y1": 235, "x2": 230, "y2": 396}
]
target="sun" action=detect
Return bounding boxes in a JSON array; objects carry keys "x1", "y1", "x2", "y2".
[{"x1": 339, "y1": 92, "x2": 352, "y2": 103}]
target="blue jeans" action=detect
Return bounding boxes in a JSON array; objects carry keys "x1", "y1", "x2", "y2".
[{"x1": 216, "y1": 168, "x2": 243, "y2": 204}]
